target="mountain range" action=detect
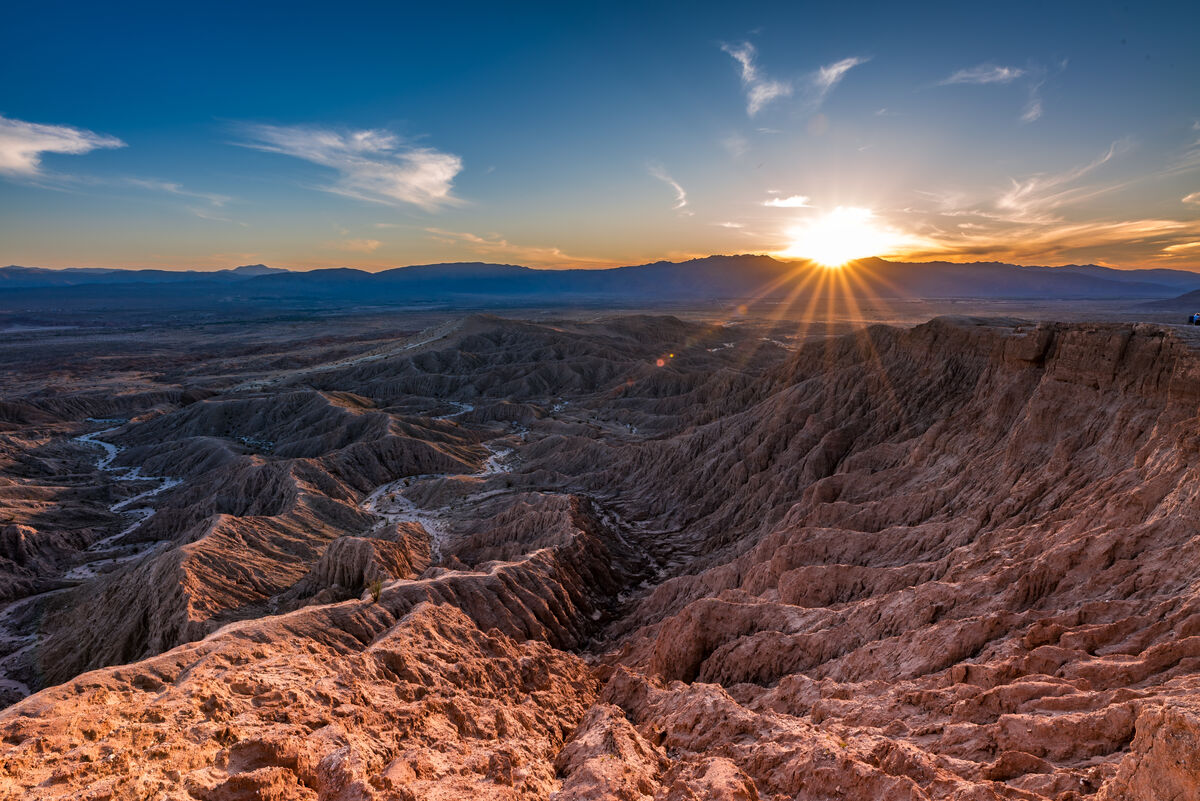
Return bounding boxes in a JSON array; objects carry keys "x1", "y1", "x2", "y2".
[{"x1": 4, "y1": 256, "x2": 1200, "y2": 311}]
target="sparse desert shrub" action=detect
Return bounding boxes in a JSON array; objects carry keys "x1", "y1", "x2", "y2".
[{"x1": 369, "y1": 578, "x2": 383, "y2": 603}]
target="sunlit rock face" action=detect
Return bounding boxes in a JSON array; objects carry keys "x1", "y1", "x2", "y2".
[{"x1": 3, "y1": 313, "x2": 1200, "y2": 799}]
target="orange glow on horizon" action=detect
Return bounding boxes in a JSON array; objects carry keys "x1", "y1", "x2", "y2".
[{"x1": 776, "y1": 207, "x2": 904, "y2": 267}]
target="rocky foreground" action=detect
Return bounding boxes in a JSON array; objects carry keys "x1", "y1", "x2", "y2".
[{"x1": 2, "y1": 313, "x2": 1200, "y2": 800}]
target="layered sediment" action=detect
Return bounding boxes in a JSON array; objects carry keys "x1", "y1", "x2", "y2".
[{"x1": 2, "y1": 314, "x2": 1199, "y2": 799}]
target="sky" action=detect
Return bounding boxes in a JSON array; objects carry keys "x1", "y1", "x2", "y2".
[{"x1": 1, "y1": 0, "x2": 1198, "y2": 271}]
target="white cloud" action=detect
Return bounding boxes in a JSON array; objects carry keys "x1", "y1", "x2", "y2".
[
  {"x1": 1183, "y1": 192, "x2": 1200, "y2": 205},
  {"x1": 425, "y1": 228, "x2": 612, "y2": 267},
  {"x1": 714, "y1": 221, "x2": 745, "y2": 228},
  {"x1": 814, "y1": 57, "x2": 868, "y2": 97},
  {"x1": 1021, "y1": 95, "x2": 1044, "y2": 122},
  {"x1": 1020, "y1": 78, "x2": 1047, "y2": 123},
  {"x1": 722, "y1": 133, "x2": 748, "y2": 158},
  {"x1": 720, "y1": 44, "x2": 866, "y2": 118},
  {"x1": 648, "y1": 164, "x2": 692, "y2": 214},
  {"x1": 892, "y1": 141, "x2": 1200, "y2": 265},
  {"x1": 763, "y1": 194, "x2": 811, "y2": 208},
  {"x1": 125, "y1": 178, "x2": 230, "y2": 206},
  {"x1": 0, "y1": 114, "x2": 124, "y2": 176},
  {"x1": 190, "y1": 207, "x2": 247, "y2": 226},
  {"x1": 331, "y1": 238, "x2": 382, "y2": 253},
  {"x1": 940, "y1": 65, "x2": 1027, "y2": 85},
  {"x1": 996, "y1": 141, "x2": 1125, "y2": 221},
  {"x1": 237, "y1": 124, "x2": 462, "y2": 210},
  {"x1": 721, "y1": 42, "x2": 792, "y2": 116},
  {"x1": 939, "y1": 63, "x2": 1056, "y2": 123}
]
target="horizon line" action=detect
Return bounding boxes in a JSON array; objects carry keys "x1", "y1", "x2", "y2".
[{"x1": 6, "y1": 254, "x2": 1200, "y2": 275}]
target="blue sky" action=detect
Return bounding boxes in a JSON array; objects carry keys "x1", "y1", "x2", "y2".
[{"x1": 2, "y1": 0, "x2": 1198, "y2": 270}]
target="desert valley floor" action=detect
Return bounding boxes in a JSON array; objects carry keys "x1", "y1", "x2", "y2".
[{"x1": 2, "y1": 303, "x2": 1200, "y2": 800}]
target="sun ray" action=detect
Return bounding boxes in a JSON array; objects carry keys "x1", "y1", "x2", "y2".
[{"x1": 778, "y1": 207, "x2": 902, "y2": 267}]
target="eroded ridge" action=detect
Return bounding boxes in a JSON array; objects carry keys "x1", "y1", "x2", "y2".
[{"x1": 2, "y1": 315, "x2": 1200, "y2": 800}]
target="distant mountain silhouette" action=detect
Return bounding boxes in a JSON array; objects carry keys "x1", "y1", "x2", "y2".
[
  {"x1": 1034, "y1": 264, "x2": 1200, "y2": 292},
  {"x1": 228, "y1": 264, "x2": 286, "y2": 277},
  {"x1": 0, "y1": 264, "x2": 286, "y2": 288},
  {"x1": 2, "y1": 257, "x2": 1198, "y2": 313},
  {"x1": 1140, "y1": 287, "x2": 1200, "y2": 311}
]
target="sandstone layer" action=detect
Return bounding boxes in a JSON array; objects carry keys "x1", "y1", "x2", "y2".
[{"x1": 1, "y1": 313, "x2": 1199, "y2": 799}]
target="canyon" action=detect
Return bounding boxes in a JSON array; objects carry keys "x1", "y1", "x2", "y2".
[{"x1": 1, "y1": 306, "x2": 1200, "y2": 800}]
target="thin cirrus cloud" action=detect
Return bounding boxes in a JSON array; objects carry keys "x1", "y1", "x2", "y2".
[
  {"x1": 648, "y1": 164, "x2": 692, "y2": 215},
  {"x1": 237, "y1": 123, "x2": 463, "y2": 210},
  {"x1": 1183, "y1": 192, "x2": 1200, "y2": 205},
  {"x1": 721, "y1": 133, "x2": 749, "y2": 158},
  {"x1": 0, "y1": 114, "x2": 124, "y2": 177},
  {"x1": 995, "y1": 141, "x2": 1126, "y2": 222},
  {"x1": 330, "y1": 238, "x2": 382, "y2": 253},
  {"x1": 1021, "y1": 86, "x2": 1045, "y2": 123},
  {"x1": 900, "y1": 216, "x2": 1200, "y2": 265},
  {"x1": 721, "y1": 44, "x2": 868, "y2": 118},
  {"x1": 720, "y1": 42, "x2": 793, "y2": 116},
  {"x1": 0, "y1": 117, "x2": 233, "y2": 220},
  {"x1": 895, "y1": 141, "x2": 1200, "y2": 264},
  {"x1": 938, "y1": 63, "x2": 1055, "y2": 123},
  {"x1": 763, "y1": 194, "x2": 811, "y2": 208},
  {"x1": 425, "y1": 228, "x2": 615, "y2": 268},
  {"x1": 124, "y1": 178, "x2": 230, "y2": 207},
  {"x1": 814, "y1": 57, "x2": 869, "y2": 97},
  {"x1": 939, "y1": 64, "x2": 1026, "y2": 85}
]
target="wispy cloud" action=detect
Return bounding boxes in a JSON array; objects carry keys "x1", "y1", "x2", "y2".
[
  {"x1": 124, "y1": 178, "x2": 230, "y2": 207},
  {"x1": 425, "y1": 228, "x2": 615, "y2": 268},
  {"x1": 648, "y1": 163, "x2": 692, "y2": 215},
  {"x1": 721, "y1": 133, "x2": 748, "y2": 158},
  {"x1": 763, "y1": 194, "x2": 811, "y2": 208},
  {"x1": 330, "y1": 238, "x2": 382, "y2": 253},
  {"x1": 1184, "y1": 192, "x2": 1200, "y2": 205},
  {"x1": 892, "y1": 142, "x2": 1200, "y2": 265},
  {"x1": 190, "y1": 207, "x2": 247, "y2": 226},
  {"x1": 1021, "y1": 84, "x2": 1045, "y2": 122},
  {"x1": 721, "y1": 42, "x2": 792, "y2": 116},
  {"x1": 211, "y1": 252, "x2": 262, "y2": 265},
  {"x1": 714, "y1": 221, "x2": 745, "y2": 228},
  {"x1": 1163, "y1": 126, "x2": 1200, "y2": 176},
  {"x1": 939, "y1": 62, "x2": 1061, "y2": 124},
  {"x1": 721, "y1": 44, "x2": 867, "y2": 119},
  {"x1": 237, "y1": 124, "x2": 462, "y2": 210},
  {"x1": 815, "y1": 57, "x2": 869, "y2": 97},
  {"x1": 0, "y1": 121, "x2": 239, "y2": 220},
  {"x1": 901, "y1": 216, "x2": 1200, "y2": 265},
  {"x1": 1163, "y1": 241, "x2": 1200, "y2": 256},
  {"x1": 996, "y1": 141, "x2": 1126, "y2": 221},
  {"x1": 939, "y1": 64, "x2": 1026, "y2": 85},
  {"x1": 0, "y1": 114, "x2": 124, "y2": 177}
]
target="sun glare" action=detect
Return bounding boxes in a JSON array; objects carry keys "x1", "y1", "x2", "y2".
[{"x1": 778, "y1": 206, "x2": 898, "y2": 267}]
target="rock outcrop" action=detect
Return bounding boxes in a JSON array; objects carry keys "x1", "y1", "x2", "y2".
[{"x1": 3, "y1": 314, "x2": 1200, "y2": 799}]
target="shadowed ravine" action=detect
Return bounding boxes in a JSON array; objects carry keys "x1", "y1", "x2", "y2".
[{"x1": 2, "y1": 313, "x2": 1200, "y2": 800}]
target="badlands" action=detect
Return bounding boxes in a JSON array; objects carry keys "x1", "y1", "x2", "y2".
[{"x1": 1, "y1": 308, "x2": 1200, "y2": 800}]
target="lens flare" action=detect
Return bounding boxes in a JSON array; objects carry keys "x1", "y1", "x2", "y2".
[{"x1": 777, "y1": 207, "x2": 899, "y2": 267}]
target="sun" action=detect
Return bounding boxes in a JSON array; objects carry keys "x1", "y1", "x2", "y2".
[{"x1": 777, "y1": 206, "x2": 898, "y2": 267}]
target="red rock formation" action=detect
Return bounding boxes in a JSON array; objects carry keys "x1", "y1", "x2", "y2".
[{"x1": 2, "y1": 315, "x2": 1200, "y2": 799}]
